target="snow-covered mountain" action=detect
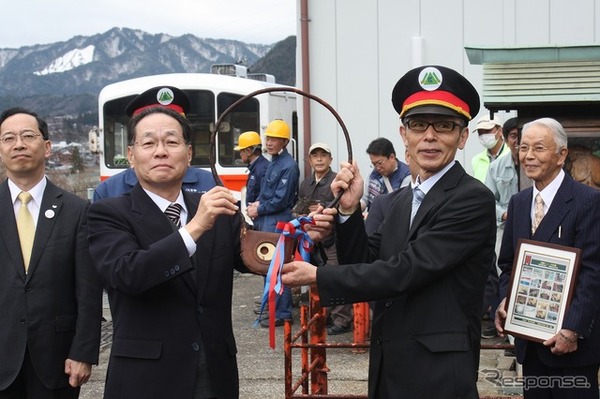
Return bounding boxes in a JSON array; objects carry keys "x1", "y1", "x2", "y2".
[
  {"x1": 0, "y1": 27, "x2": 273, "y2": 97},
  {"x1": 34, "y1": 45, "x2": 95, "y2": 75}
]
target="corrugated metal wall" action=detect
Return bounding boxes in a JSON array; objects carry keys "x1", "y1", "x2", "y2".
[{"x1": 483, "y1": 61, "x2": 600, "y2": 105}]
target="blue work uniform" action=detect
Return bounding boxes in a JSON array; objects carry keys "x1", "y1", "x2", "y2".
[
  {"x1": 254, "y1": 148, "x2": 299, "y2": 320},
  {"x1": 246, "y1": 155, "x2": 269, "y2": 204},
  {"x1": 254, "y1": 149, "x2": 299, "y2": 233},
  {"x1": 93, "y1": 167, "x2": 216, "y2": 201}
]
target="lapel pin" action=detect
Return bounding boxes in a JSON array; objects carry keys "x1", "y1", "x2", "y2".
[{"x1": 45, "y1": 209, "x2": 55, "y2": 219}]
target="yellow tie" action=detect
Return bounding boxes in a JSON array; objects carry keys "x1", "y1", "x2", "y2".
[
  {"x1": 532, "y1": 193, "x2": 545, "y2": 234},
  {"x1": 17, "y1": 191, "x2": 35, "y2": 272}
]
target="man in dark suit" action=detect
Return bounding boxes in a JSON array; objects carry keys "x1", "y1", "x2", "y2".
[
  {"x1": 0, "y1": 107, "x2": 102, "y2": 398},
  {"x1": 87, "y1": 87, "x2": 247, "y2": 398},
  {"x1": 495, "y1": 118, "x2": 600, "y2": 398},
  {"x1": 282, "y1": 65, "x2": 496, "y2": 398}
]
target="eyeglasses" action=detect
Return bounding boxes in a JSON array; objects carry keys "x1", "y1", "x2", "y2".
[
  {"x1": 370, "y1": 158, "x2": 387, "y2": 169},
  {"x1": 405, "y1": 119, "x2": 465, "y2": 133},
  {"x1": 0, "y1": 132, "x2": 42, "y2": 145},
  {"x1": 518, "y1": 144, "x2": 552, "y2": 154},
  {"x1": 133, "y1": 137, "x2": 189, "y2": 152}
]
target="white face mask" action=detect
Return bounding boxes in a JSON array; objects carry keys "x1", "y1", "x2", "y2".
[{"x1": 478, "y1": 133, "x2": 499, "y2": 149}]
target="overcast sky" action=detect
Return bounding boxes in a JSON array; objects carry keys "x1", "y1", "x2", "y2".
[{"x1": 1, "y1": 0, "x2": 297, "y2": 49}]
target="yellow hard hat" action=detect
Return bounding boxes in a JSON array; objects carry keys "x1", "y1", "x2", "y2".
[
  {"x1": 234, "y1": 131, "x2": 261, "y2": 151},
  {"x1": 264, "y1": 119, "x2": 290, "y2": 140}
]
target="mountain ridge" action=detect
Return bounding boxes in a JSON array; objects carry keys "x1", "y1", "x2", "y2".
[
  {"x1": 0, "y1": 28, "x2": 296, "y2": 142},
  {"x1": 0, "y1": 27, "x2": 280, "y2": 97}
]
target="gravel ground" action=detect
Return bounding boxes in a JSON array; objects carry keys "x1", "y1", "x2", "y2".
[{"x1": 80, "y1": 273, "x2": 528, "y2": 399}]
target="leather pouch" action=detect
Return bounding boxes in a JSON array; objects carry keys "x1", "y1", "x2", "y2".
[{"x1": 240, "y1": 224, "x2": 295, "y2": 275}]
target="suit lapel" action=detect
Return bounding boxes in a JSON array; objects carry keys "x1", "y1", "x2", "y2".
[
  {"x1": 0, "y1": 180, "x2": 26, "y2": 279},
  {"x1": 514, "y1": 189, "x2": 534, "y2": 239},
  {"x1": 532, "y1": 177, "x2": 572, "y2": 242},
  {"x1": 185, "y1": 191, "x2": 214, "y2": 302},
  {"x1": 130, "y1": 184, "x2": 179, "y2": 244},
  {"x1": 130, "y1": 184, "x2": 198, "y2": 295},
  {"x1": 408, "y1": 163, "x2": 463, "y2": 237},
  {"x1": 26, "y1": 180, "x2": 63, "y2": 279},
  {"x1": 391, "y1": 188, "x2": 412, "y2": 247}
]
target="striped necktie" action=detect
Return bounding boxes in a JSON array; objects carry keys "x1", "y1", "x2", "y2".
[
  {"x1": 410, "y1": 186, "x2": 425, "y2": 226},
  {"x1": 165, "y1": 203, "x2": 183, "y2": 228}
]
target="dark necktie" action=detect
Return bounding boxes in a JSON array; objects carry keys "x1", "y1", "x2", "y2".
[{"x1": 165, "y1": 203, "x2": 183, "y2": 228}]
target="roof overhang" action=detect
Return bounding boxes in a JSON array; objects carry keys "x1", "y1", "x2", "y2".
[
  {"x1": 465, "y1": 45, "x2": 600, "y2": 65},
  {"x1": 465, "y1": 45, "x2": 600, "y2": 113}
]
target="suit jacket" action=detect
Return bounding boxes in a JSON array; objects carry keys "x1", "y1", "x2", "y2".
[
  {"x1": 0, "y1": 179, "x2": 102, "y2": 390},
  {"x1": 364, "y1": 186, "x2": 407, "y2": 236},
  {"x1": 87, "y1": 183, "x2": 248, "y2": 399},
  {"x1": 319, "y1": 163, "x2": 496, "y2": 398},
  {"x1": 499, "y1": 174, "x2": 600, "y2": 367}
]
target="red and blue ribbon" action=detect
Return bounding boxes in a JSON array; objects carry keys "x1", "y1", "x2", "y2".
[{"x1": 254, "y1": 216, "x2": 315, "y2": 348}]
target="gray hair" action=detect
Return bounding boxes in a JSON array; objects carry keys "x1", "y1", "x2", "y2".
[{"x1": 522, "y1": 117, "x2": 567, "y2": 153}]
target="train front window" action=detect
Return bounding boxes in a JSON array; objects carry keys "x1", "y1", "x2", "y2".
[
  {"x1": 102, "y1": 90, "x2": 258, "y2": 169},
  {"x1": 103, "y1": 96, "x2": 136, "y2": 168},
  {"x1": 186, "y1": 90, "x2": 216, "y2": 167},
  {"x1": 217, "y1": 93, "x2": 260, "y2": 167}
]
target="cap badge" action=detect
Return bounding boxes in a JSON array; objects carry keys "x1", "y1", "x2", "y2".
[
  {"x1": 418, "y1": 67, "x2": 443, "y2": 91},
  {"x1": 156, "y1": 88, "x2": 175, "y2": 106}
]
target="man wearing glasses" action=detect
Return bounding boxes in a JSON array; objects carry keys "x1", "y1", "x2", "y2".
[
  {"x1": 87, "y1": 87, "x2": 248, "y2": 399},
  {"x1": 361, "y1": 137, "x2": 410, "y2": 211},
  {"x1": 495, "y1": 118, "x2": 600, "y2": 398},
  {"x1": 282, "y1": 65, "x2": 496, "y2": 398},
  {"x1": 0, "y1": 107, "x2": 102, "y2": 398},
  {"x1": 92, "y1": 86, "x2": 215, "y2": 202}
]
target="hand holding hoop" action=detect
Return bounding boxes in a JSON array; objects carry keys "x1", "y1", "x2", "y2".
[
  {"x1": 210, "y1": 86, "x2": 353, "y2": 209},
  {"x1": 209, "y1": 86, "x2": 354, "y2": 274}
]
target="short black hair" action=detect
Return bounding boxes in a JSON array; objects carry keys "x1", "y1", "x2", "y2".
[
  {"x1": 502, "y1": 117, "x2": 519, "y2": 140},
  {"x1": 127, "y1": 106, "x2": 192, "y2": 146},
  {"x1": 0, "y1": 107, "x2": 50, "y2": 140},
  {"x1": 366, "y1": 137, "x2": 395, "y2": 157}
]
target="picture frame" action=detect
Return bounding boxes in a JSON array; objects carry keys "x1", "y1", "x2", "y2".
[{"x1": 503, "y1": 239, "x2": 582, "y2": 343}]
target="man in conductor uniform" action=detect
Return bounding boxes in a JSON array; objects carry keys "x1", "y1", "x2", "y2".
[{"x1": 282, "y1": 65, "x2": 496, "y2": 398}]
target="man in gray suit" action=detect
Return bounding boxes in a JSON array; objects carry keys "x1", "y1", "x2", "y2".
[
  {"x1": 282, "y1": 65, "x2": 496, "y2": 398},
  {"x1": 0, "y1": 107, "x2": 102, "y2": 398}
]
